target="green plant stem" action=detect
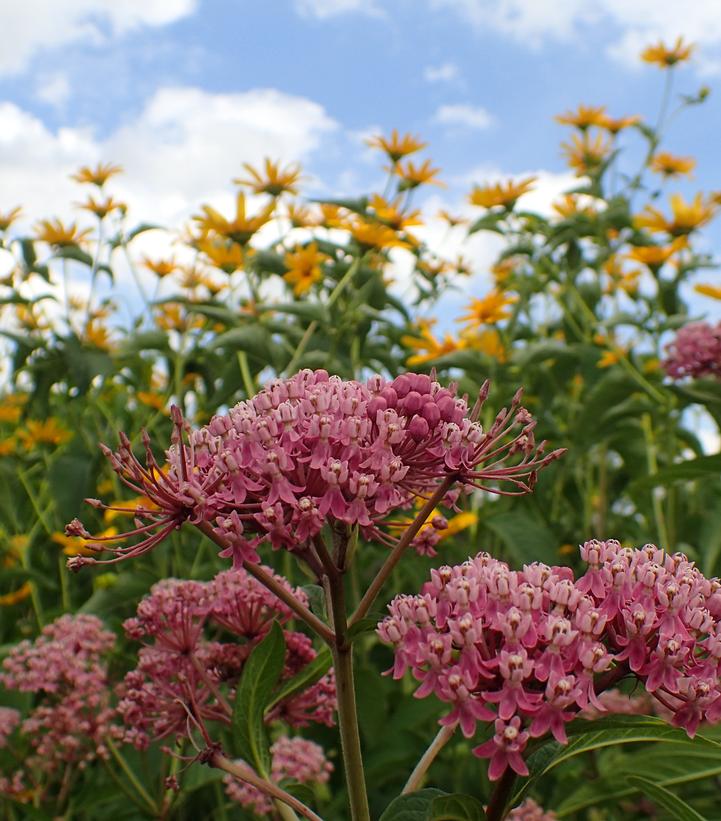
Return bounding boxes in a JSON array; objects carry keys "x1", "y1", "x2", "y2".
[
  {"x1": 641, "y1": 413, "x2": 671, "y2": 548},
  {"x1": 106, "y1": 737, "x2": 158, "y2": 814},
  {"x1": 196, "y1": 522, "x2": 335, "y2": 644},
  {"x1": 402, "y1": 724, "x2": 456, "y2": 794},
  {"x1": 284, "y1": 254, "x2": 364, "y2": 375},
  {"x1": 350, "y1": 475, "x2": 456, "y2": 626},
  {"x1": 211, "y1": 752, "x2": 323, "y2": 821},
  {"x1": 237, "y1": 350, "x2": 256, "y2": 398}
]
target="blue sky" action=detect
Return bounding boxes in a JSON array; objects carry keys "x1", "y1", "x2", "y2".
[{"x1": 1, "y1": 0, "x2": 720, "y2": 324}]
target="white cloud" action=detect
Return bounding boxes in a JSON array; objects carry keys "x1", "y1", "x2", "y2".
[
  {"x1": 433, "y1": 103, "x2": 495, "y2": 130},
  {"x1": 0, "y1": 0, "x2": 197, "y2": 75},
  {"x1": 35, "y1": 73, "x2": 71, "y2": 108},
  {"x1": 428, "y1": 0, "x2": 721, "y2": 72},
  {"x1": 424, "y1": 62, "x2": 461, "y2": 83},
  {"x1": 293, "y1": 0, "x2": 384, "y2": 19}
]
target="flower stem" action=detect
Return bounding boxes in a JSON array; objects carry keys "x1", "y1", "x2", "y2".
[
  {"x1": 211, "y1": 752, "x2": 323, "y2": 821},
  {"x1": 197, "y1": 522, "x2": 335, "y2": 644},
  {"x1": 350, "y1": 475, "x2": 456, "y2": 626},
  {"x1": 485, "y1": 766, "x2": 517, "y2": 821},
  {"x1": 402, "y1": 724, "x2": 455, "y2": 794},
  {"x1": 106, "y1": 737, "x2": 159, "y2": 815}
]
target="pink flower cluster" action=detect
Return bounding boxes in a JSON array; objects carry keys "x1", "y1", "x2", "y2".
[
  {"x1": 663, "y1": 320, "x2": 721, "y2": 379},
  {"x1": 0, "y1": 707, "x2": 20, "y2": 748},
  {"x1": 378, "y1": 539, "x2": 721, "y2": 781},
  {"x1": 0, "y1": 615, "x2": 116, "y2": 782},
  {"x1": 68, "y1": 369, "x2": 560, "y2": 569},
  {"x1": 223, "y1": 736, "x2": 333, "y2": 815},
  {"x1": 117, "y1": 567, "x2": 335, "y2": 749},
  {"x1": 507, "y1": 798, "x2": 557, "y2": 820}
]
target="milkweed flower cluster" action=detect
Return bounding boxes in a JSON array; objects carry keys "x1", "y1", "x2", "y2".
[
  {"x1": 507, "y1": 798, "x2": 557, "y2": 820},
  {"x1": 117, "y1": 567, "x2": 335, "y2": 749},
  {"x1": 67, "y1": 369, "x2": 560, "y2": 569},
  {"x1": 378, "y1": 539, "x2": 721, "y2": 781},
  {"x1": 223, "y1": 736, "x2": 333, "y2": 815},
  {"x1": 663, "y1": 321, "x2": 721, "y2": 379},
  {"x1": 0, "y1": 708, "x2": 20, "y2": 748},
  {"x1": 0, "y1": 615, "x2": 116, "y2": 784}
]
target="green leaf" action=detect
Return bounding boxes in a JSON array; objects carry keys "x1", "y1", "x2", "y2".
[
  {"x1": 625, "y1": 776, "x2": 705, "y2": 821},
  {"x1": 483, "y1": 510, "x2": 558, "y2": 565},
  {"x1": 48, "y1": 452, "x2": 93, "y2": 519},
  {"x1": 211, "y1": 326, "x2": 275, "y2": 362},
  {"x1": 379, "y1": 788, "x2": 446, "y2": 821},
  {"x1": 258, "y1": 301, "x2": 330, "y2": 324},
  {"x1": 312, "y1": 196, "x2": 369, "y2": 216},
  {"x1": 630, "y1": 454, "x2": 721, "y2": 489},
  {"x1": 430, "y1": 794, "x2": 486, "y2": 821},
  {"x1": 53, "y1": 245, "x2": 94, "y2": 266},
  {"x1": 265, "y1": 646, "x2": 332, "y2": 712},
  {"x1": 125, "y1": 223, "x2": 162, "y2": 242},
  {"x1": 118, "y1": 330, "x2": 170, "y2": 356},
  {"x1": 231, "y1": 621, "x2": 286, "y2": 775}
]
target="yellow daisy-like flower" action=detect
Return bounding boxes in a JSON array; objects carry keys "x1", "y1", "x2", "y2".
[
  {"x1": 401, "y1": 324, "x2": 462, "y2": 366},
  {"x1": 370, "y1": 195, "x2": 423, "y2": 232},
  {"x1": 84, "y1": 320, "x2": 113, "y2": 351},
  {"x1": 694, "y1": 283, "x2": 721, "y2": 300},
  {"x1": 0, "y1": 438, "x2": 16, "y2": 456},
  {"x1": 437, "y1": 209, "x2": 468, "y2": 228},
  {"x1": 143, "y1": 257, "x2": 177, "y2": 279},
  {"x1": 17, "y1": 418, "x2": 72, "y2": 448},
  {"x1": 561, "y1": 133, "x2": 612, "y2": 175},
  {"x1": 286, "y1": 202, "x2": 317, "y2": 229},
  {"x1": 35, "y1": 218, "x2": 92, "y2": 247},
  {"x1": 599, "y1": 113, "x2": 642, "y2": 134},
  {"x1": 641, "y1": 36, "x2": 694, "y2": 68},
  {"x1": 461, "y1": 327, "x2": 507, "y2": 362},
  {"x1": 283, "y1": 242, "x2": 329, "y2": 296},
  {"x1": 71, "y1": 162, "x2": 123, "y2": 187},
  {"x1": 234, "y1": 159, "x2": 303, "y2": 197},
  {"x1": 597, "y1": 348, "x2": 625, "y2": 368},
  {"x1": 468, "y1": 177, "x2": 537, "y2": 209},
  {"x1": 52, "y1": 527, "x2": 119, "y2": 557},
  {"x1": 439, "y1": 511, "x2": 478, "y2": 540},
  {"x1": 194, "y1": 192, "x2": 275, "y2": 246},
  {"x1": 77, "y1": 195, "x2": 126, "y2": 219},
  {"x1": 649, "y1": 152, "x2": 696, "y2": 178},
  {"x1": 552, "y1": 194, "x2": 598, "y2": 220},
  {"x1": 154, "y1": 303, "x2": 204, "y2": 332},
  {"x1": 0, "y1": 581, "x2": 32, "y2": 607},
  {"x1": 555, "y1": 104, "x2": 608, "y2": 130},
  {"x1": 197, "y1": 237, "x2": 246, "y2": 274},
  {"x1": 366, "y1": 129, "x2": 427, "y2": 163},
  {"x1": 417, "y1": 258, "x2": 451, "y2": 279},
  {"x1": 0, "y1": 404, "x2": 21, "y2": 424},
  {"x1": 136, "y1": 390, "x2": 167, "y2": 410},
  {"x1": 634, "y1": 194, "x2": 715, "y2": 236},
  {"x1": 349, "y1": 219, "x2": 411, "y2": 251},
  {"x1": 318, "y1": 204, "x2": 347, "y2": 229},
  {"x1": 394, "y1": 159, "x2": 443, "y2": 190},
  {"x1": 458, "y1": 291, "x2": 518, "y2": 330},
  {"x1": 626, "y1": 236, "x2": 687, "y2": 268},
  {"x1": 0, "y1": 206, "x2": 22, "y2": 232}
]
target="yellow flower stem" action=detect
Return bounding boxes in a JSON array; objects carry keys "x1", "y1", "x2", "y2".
[
  {"x1": 237, "y1": 350, "x2": 256, "y2": 398},
  {"x1": 106, "y1": 737, "x2": 159, "y2": 815},
  {"x1": 284, "y1": 254, "x2": 364, "y2": 376},
  {"x1": 641, "y1": 413, "x2": 670, "y2": 549}
]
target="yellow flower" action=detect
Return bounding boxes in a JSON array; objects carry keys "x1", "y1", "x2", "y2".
[
  {"x1": 137, "y1": 391, "x2": 167, "y2": 410},
  {"x1": 0, "y1": 206, "x2": 22, "y2": 232},
  {"x1": 401, "y1": 325, "x2": 461, "y2": 366},
  {"x1": 17, "y1": 418, "x2": 72, "y2": 448},
  {"x1": 369, "y1": 195, "x2": 423, "y2": 232},
  {"x1": 694, "y1": 283, "x2": 721, "y2": 300},
  {"x1": 599, "y1": 113, "x2": 641, "y2": 134},
  {"x1": 84, "y1": 320, "x2": 113, "y2": 351},
  {"x1": 561, "y1": 133, "x2": 612, "y2": 175},
  {"x1": 437, "y1": 209, "x2": 467, "y2": 228},
  {"x1": 603, "y1": 258, "x2": 641, "y2": 295},
  {"x1": 286, "y1": 203, "x2": 317, "y2": 228},
  {"x1": 197, "y1": 237, "x2": 246, "y2": 274},
  {"x1": 318, "y1": 204, "x2": 347, "y2": 229},
  {"x1": 461, "y1": 327, "x2": 507, "y2": 361},
  {"x1": 458, "y1": 291, "x2": 517, "y2": 329},
  {"x1": 366, "y1": 129, "x2": 427, "y2": 163},
  {"x1": 35, "y1": 218, "x2": 92, "y2": 247},
  {"x1": 555, "y1": 104, "x2": 608, "y2": 130},
  {"x1": 154, "y1": 303, "x2": 204, "y2": 332},
  {"x1": 491, "y1": 257, "x2": 520, "y2": 286},
  {"x1": 0, "y1": 581, "x2": 32, "y2": 607},
  {"x1": 634, "y1": 194, "x2": 715, "y2": 236},
  {"x1": 349, "y1": 219, "x2": 411, "y2": 251},
  {"x1": 234, "y1": 159, "x2": 303, "y2": 197},
  {"x1": 52, "y1": 527, "x2": 119, "y2": 557},
  {"x1": 558, "y1": 543, "x2": 576, "y2": 557},
  {"x1": 283, "y1": 242, "x2": 329, "y2": 296},
  {"x1": 102, "y1": 495, "x2": 158, "y2": 524},
  {"x1": 0, "y1": 437, "x2": 16, "y2": 456},
  {"x1": 194, "y1": 192, "x2": 275, "y2": 246},
  {"x1": 552, "y1": 194, "x2": 598, "y2": 220},
  {"x1": 439, "y1": 511, "x2": 478, "y2": 540},
  {"x1": 0, "y1": 404, "x2": 21, "y2": 424},
  {"x1": 626, "y1": 236, "x2": 687, "y2": 268},
  {"x1": 641, "y1": 36, "x2": 694, "y2": 68},
  {"x1": 650, "y1": 152, "x2": 696, "y2": 178},
  {"x1": 8, "y1": 535, "x2": 29, "y2": 558},
  {"x1": 71, "y1": 162, "x2": 123, "y2": 187},
  {"x1": 417, "y1": 258, "x2": 451, "y2": 279},
  {"x1": 77, "y1": 195, "x2": 126, "y2": 219},
  {"x1": 469, "y1": 177, "x2": 536, "y2": 209},
  {"x1": 394, "y1": 159, "x2": 443, "y2": 190},
  {"x1": 143, "y1": 257, "x2": 177, "y2": 278}
]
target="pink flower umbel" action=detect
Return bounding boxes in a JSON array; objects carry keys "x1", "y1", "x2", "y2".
[
  {"x1": 67, "y1": 369, "x2": 561, "y2": 571},
  {"x1": 663, "y1": 320, "x2": 721, "y2": 379},
  {"x1": 378, "y1": 539, "x2": 721, "y2": 781}
]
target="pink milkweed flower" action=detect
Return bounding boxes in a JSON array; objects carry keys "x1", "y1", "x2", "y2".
[
  {"x1": 473, "y1": 716, "x2": 530, "y2": 780},
  {"x1": 663, "y1": 321, "x2": 721, "y2": 380}
]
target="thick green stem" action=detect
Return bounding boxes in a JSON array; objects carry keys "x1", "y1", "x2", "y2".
[{"x1": 485, "y1": 767, "x2": 517, "y2": 821}]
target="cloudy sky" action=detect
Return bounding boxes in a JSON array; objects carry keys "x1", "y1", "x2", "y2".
[{"x1": 1, "y1": 0, "x2": 720, "y2": 319}]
